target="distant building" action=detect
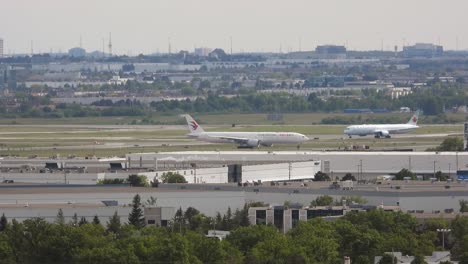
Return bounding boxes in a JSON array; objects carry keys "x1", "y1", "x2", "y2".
[
  {"x1": 315, "y1": 45, "x2": 346, "y2": 59},
  {"x1": 68, "y1": 47, "x2": 86, "y2": 58},
  {"x1": 209, "y1": 48, "x2": 227, "y2": 60},
  {"x1": 374, "y1": 251, "x2": 457, "y2": 264},
  {"x1": 0, "y1": 38, "x2": 3, "y2": 58},
  {"x1": 108, "y1": 76, "x2": 130, "y2": 85},
  {"x1": 249, "y1": 205, "x2": 400, "y2": 233},
  {"x1": 249, "y1": 205, "x2": 352, "y2": 233},
  {"x1": 194, "y1": 47, "x2": 212, "y2": 57},
  {"x1": 0, "y1": 65, "x2": 7, "y2": 87},
  {"x1": 206, "y1": 230, "x2": 230, "y2": 240},
  {"x1": 389, "y1": 87, "x2": 412, "y2": 99},
  {"x1": 402, "y1": 43, "x2": 443, "y2": 58},
  {"x1": 144, "y1": 207, "x2": 175, "y2": 227}
]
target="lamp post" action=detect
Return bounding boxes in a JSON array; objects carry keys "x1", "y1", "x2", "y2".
[
  {"x1": 359, "y1": 159, "x2": 363, "y2": 182},
  {"x1": 449, "y1": 163, "x2": 451, "y2": 179},
  {"x1": 437, "y1": 228, "x2": 451, "y2": 250}
]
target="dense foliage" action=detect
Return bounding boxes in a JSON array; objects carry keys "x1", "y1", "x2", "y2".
[
  {"x1": 1, "y1": 207, "x2": 467, "y2": 263},
  {"x1": 3, "y1": 83, "x2": 468, "y2": 124}
]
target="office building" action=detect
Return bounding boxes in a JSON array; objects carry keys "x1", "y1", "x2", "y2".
[
  {"x1": 403, "y1": 43, "x2": 443, "y2": 58},
  {"x1": 249, "y1": 205, "x2": 349, "y2": 233},
  {"x1": 249, "y1": 205, "x2": 400, "y2": 233},
  {"x1": 0, "y1": 38, "x2": 3, "y2": 58},
  {"x1": 315, "y1": 45, "x2": 346, "y2": 59}
]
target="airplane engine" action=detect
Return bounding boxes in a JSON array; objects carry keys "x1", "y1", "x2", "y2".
[
  {"x1": 375, "y1": 131, "x2": 390, "y2": 138},
  {"x1": 246, "y1": 139, "x2": 261, "y2": 148},
  {"x1": 260, "y1": 142, "x2": 273, "y2": 147}
]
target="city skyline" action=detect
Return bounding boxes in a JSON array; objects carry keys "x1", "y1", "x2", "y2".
[{"x1": 1, "y1": 0, "x2": 468, "y2": 55}]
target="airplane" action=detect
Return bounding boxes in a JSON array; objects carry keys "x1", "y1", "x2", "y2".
[
  {"x1": 344, "y1": 110, "x2": 420, "y2": 139},
  {"x1": 184, "y1": 115, "x2": 309, "y2": 148}
]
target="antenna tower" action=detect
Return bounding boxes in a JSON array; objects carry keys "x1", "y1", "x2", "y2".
[{"x1": 108, "y1": 33, "x2": 113, "y2": 57}]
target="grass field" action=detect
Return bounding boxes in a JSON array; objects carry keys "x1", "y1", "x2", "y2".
[
  {"x1": 0, "y1": 112, "x2": 464, "y2": 157},
  {"x1": 1, "y1": 112, "x2": 467, "y2": 126}
]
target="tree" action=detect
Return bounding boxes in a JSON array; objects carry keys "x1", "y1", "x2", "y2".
[
  {"x1": 106, "y1": 211, "x2": 121, "y2": 233},
  {"x1": 342, "y1": 173, "x2": 356, "y2": 181},
  {"x1": 184, "y1": 207, "x2": 200, "y2": 230},
  {"x1": 92, "y1": 215, "x2": 101, "y2": 225},
  {"x1": 314, "y1": 171, "x2": 331, "y2": 181},
  {"x1": 310, "y1": 195, "x2": 334, "y2": 206},
  {"x1": 128, "y1": 194, "x2": 145, "y2": 229},
  {"x1": 55, "y1": 209, "x2": 65, "y2": 225},
  {"x1": 126, "y1": 174, "x2": 148, "y2": 187},
  {"x1": 436, "y1": 137, "x2": 464, "y2": 151},
  {"x1": 435, "y1": 171, "x2": 449, "y2": 181},
  {"x1": 71, "y1": 213, "x2": 78, "y2": 226},
  {"x1": 378, "y1": 254, "x2": 397, "y2": 264},
  {"x1": 460, "y1": 254, "x2": 468, "y2": 264},
  {"x1": 394, "y1": 168, "x2": 416, "y2": 180},
  {"x1": 79, "y1": 217, "x2": 88, "y2": 226},
  {"x1": 288, "y1": 218, "x2": 340, "y2": 263},
  {"x1": 161, "y1": 172, "x2": 187, "y2": 183},
  {"x1": 0, "y1": 213, "x2": 7, "y2": 231},
  {"x1": 460, "y1": 200, "x2": 468, "y2": 213},
  {"x1": 145, "y1": 196, "x2": 157, "y2": 206},
  {"x1": 411, "y1": 255, "x2": 428, "y2": 264}
]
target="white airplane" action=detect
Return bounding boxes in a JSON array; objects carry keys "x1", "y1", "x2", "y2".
[
  {"x1": 184, "y1": 115, "x2": 309, "y2": 148},
  {"x1": 344, "y1": 110, "x2": 420, "y2": 138}
]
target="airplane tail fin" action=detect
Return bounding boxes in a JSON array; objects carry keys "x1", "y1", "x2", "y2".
[
  {"x1": 407, "y1": 110, "x2": 420, "y2": 125},
  {"x1": 185, "y1": 114, "x2": 205, "y2": 134}
]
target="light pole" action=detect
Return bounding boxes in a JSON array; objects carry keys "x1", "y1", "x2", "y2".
[
  {"x1": 437, "y1": 228, "x2": 451, "y2": 250},
  {"x1": 360, "y1": 159, "x2": 363, "y2": 182},
  {"x1": 449, "y1": 163, "x2": 451, "y2": 179}
]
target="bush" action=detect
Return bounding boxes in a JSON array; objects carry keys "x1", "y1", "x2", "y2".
[
  {"x1": 161, "y1": 172, "x2": 187, "y2": 183},
  {"x1": 97, "y1": 178, "x2": 125, "y2": 185}
]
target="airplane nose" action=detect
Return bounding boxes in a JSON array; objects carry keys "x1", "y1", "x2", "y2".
[{"x1": 303, "y1": 135, "x2": 310, "y2": 141}]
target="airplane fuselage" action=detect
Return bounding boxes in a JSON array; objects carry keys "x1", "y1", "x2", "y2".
[
  {"x1": 344, "y1": 124, "x2": 419, "y2": 137},
  {"x1": 188, "y1": 132, "x2": 308, "y2": 145}
]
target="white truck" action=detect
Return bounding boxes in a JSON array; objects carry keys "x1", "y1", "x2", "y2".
[{"x1": 329, "y1": 180, "x2": 354, "y2": 190}]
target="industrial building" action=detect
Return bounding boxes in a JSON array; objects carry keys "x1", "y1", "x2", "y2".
[
  {"x1": 315, "y1": 45, "x2": 347, "y2": 59},
  {"x1": 374, "y1": 251, "x2": 457, "y2": 264},
  {"x1": 144, "y1": 207, "x2": 175, "y2": 226},
  {"x1": 126, "y1": 151, "x2": 468, "y2": 179},
  {"x1": 403, "y1": 43, "x2": 443, "y2": 57}
]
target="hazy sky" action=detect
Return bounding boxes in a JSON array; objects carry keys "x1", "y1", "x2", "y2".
[{"x1": 1, "y1": 0, "x2": 468, "y2": 55}]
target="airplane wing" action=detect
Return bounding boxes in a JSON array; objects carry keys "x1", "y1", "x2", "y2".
[
  {"x1": 211, "y1": 136, "x2": 252, "y2": 144},
  {"x1": 210, "y1": 136, "x2": 262, "y2": 148}
]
